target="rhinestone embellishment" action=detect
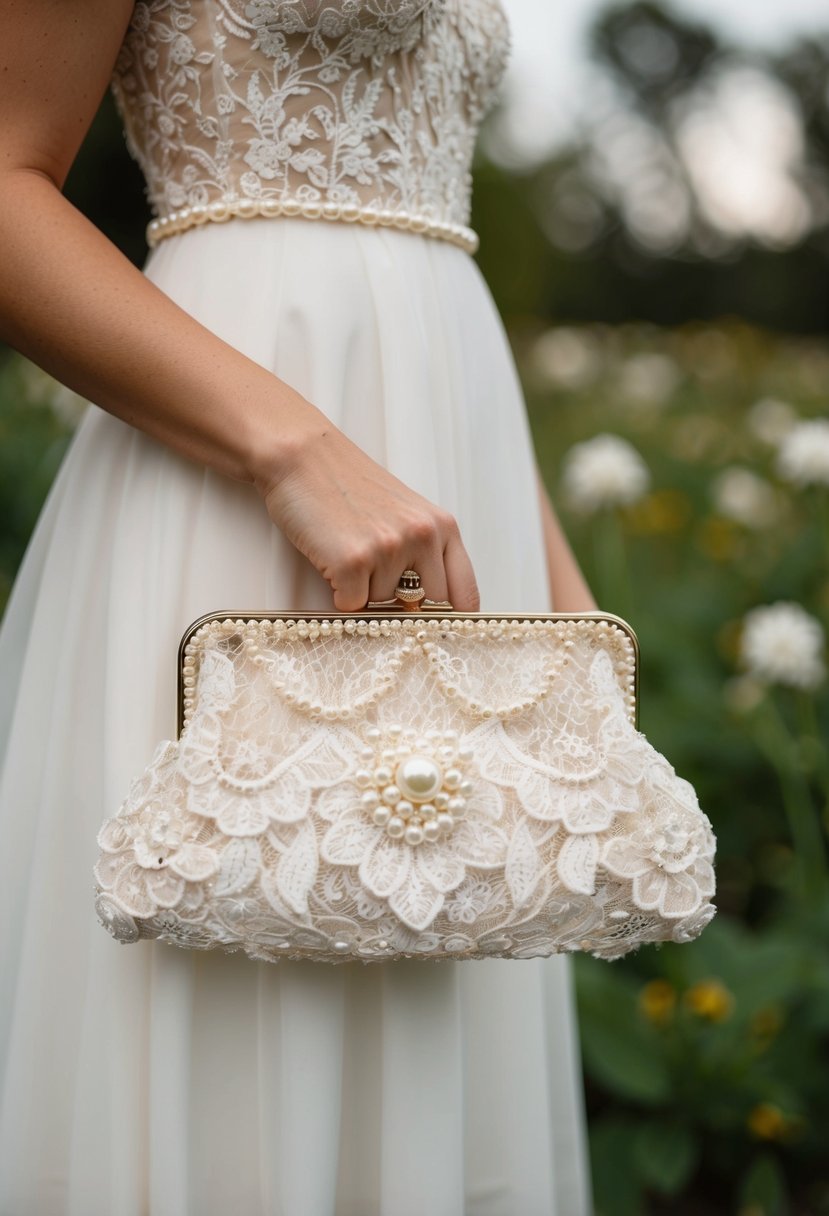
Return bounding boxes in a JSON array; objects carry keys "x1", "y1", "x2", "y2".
[{"x1": 356, "y1": 726, "x2": 474, "y2": 846}]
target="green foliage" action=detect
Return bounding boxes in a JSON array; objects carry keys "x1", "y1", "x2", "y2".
[
  {"x1": 0, "y1": 355, "x2": 76, "y2": 612},
  {"x1": 474, "y1": 2, "x2": 829, "y2": 337},
  {"x1": 519, "y1": 319, "x2": 829, "y2": 1215},
  {"x1": 577, "y1": 953, "x2": 672, "y2": 1105},
  {"x1": 740, "y1": 1155, "x2": 792, "y2": 1216}
]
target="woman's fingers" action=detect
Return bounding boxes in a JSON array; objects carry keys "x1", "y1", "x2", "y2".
[
  {"x1": 320, "y1": 516, "x2": 473, "y2": 613},
  {"x1": 260, "y1": 413, "x2": 478, "y2": 613},
  {"x1": 364, "y1": 516, "x2": 449, "y2": 606},
  {"x1": 329, "y1": 542, "x2": 374, "y2": 613},
  {"x1": 444, "y1": 527, "x2": 480, "y2": 612},
  {"x1": 334, "y1": 521, "x2": 452, "y2": 611}
]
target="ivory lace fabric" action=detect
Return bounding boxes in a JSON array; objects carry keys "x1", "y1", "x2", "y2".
[
  {"x1": 0, "y1": 3, "x2": 604, "y2": 1213},
  {"x1": 112, "y1": 0, "x2": 509, "y2": 243},
  {"x1": 95, "y1": 617, "x2": 715, "y2": 963}
]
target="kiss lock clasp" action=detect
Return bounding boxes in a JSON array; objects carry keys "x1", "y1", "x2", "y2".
[{"x1": 367, "y1": 570, "x2": 453, "y2": 613}]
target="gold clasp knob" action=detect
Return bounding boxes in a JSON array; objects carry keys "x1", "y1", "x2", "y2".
[
  {"x1": 366, "y1": 570, "x2": 454, "y2": 613},
  {"x1": 394, "y1": 570, "x2": 427, "y2": 611}
]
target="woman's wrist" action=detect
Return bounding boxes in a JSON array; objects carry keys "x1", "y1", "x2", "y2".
[{"x1": 238, "y1": 377, "x2": 332, "y2": 498}]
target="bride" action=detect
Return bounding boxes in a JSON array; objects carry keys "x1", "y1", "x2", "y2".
[{"x1": 0, "y1": 2, "x2": 595, "y2": 1212}]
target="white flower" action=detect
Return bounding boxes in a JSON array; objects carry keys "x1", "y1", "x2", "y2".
[
  {"x1": 747, "y1": 397, "x2": 797, "y2": 446},
  {"x1": 711, "y1": 467, "x2": 779, "y2": 529},
  {"x1": 561, "y1": 433, "x2": 650, "y2": 513},
  {"x1": 619, "y1": 353, "x2": 680, "y2": 408},
  {"x1": 531, "y1": 327, "x2": 602, "y2": 390},
  {"x1": 776, "y1": 418, "x2": 829, "y2": 488},
  {"x1": 740, "y1": 602, "x2": 826, "y2": 690}
]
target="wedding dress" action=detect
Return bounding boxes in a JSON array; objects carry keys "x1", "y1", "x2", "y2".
[{"x1": 0, "y1": 2, "x2": 593, "y2": 1212}]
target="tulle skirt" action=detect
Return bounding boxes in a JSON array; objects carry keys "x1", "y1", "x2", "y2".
[{"x1": 0, "y1": 218, "x2": 592, "y2": 1215}]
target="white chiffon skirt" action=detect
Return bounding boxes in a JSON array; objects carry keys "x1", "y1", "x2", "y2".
[{"x1": 0, "y1": 218, "x2": 592, "y2": 1216}]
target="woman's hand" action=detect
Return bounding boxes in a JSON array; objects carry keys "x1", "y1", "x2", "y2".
[{"x1": 255, "y1": 402, "x2": 480, "y2": 613}]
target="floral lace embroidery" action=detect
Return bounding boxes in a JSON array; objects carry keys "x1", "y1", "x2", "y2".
[
  {"x1": 94, "y1": 617, "x2": 716, "y2": 962},
  {"x1": 111, "y1": 0, "x2": 511, "y2": 235}
]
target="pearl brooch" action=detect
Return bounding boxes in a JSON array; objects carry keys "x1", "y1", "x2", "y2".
[{"x1": 355, "y1": 726, "x2": 476, "y2": 847}]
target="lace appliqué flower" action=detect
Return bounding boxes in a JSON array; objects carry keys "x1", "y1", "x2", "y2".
[
  {"x1": 95, "y1": 742, "x2": 219, "y2": 919},
  {"x1": 601, "y1": 766, "x2": 716, "y2": 919},
  {"x1": 319, "y1": 726, "x2": 507, "y2": 931}
]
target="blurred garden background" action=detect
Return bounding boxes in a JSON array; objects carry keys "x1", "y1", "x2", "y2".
[{"x1": 1, "y1": 2, "x2": 828, "y2": 1213}]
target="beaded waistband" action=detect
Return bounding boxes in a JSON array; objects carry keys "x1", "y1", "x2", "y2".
[{"x1": 146, "y1": 197, "x2": 480, "y2": 253}]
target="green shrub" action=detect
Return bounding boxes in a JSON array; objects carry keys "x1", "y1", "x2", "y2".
[{"x1": 524, "y1": 320, "x2": 829, "y2": 1215}]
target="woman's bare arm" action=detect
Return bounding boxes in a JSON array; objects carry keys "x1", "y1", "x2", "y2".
[
  {"x1": 536, "y1": 469, "x2": 598, "y2": 612},
  {"x1": 0, "y1": 0, "x2": 479, "y2": 613}
]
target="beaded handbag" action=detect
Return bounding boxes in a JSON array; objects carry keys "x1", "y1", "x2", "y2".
[{"x1": 93, "y1": 577, "x2": 716, "y2": 963}]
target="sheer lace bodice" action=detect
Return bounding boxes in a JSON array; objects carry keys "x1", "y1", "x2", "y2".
[{"x1": 112, "y1": 0, "x2": 510, "y2": 251}]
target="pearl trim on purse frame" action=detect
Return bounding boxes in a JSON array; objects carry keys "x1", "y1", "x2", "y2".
[{"x1": 180, "y1": 615, "x2": 639, "y2": 733}]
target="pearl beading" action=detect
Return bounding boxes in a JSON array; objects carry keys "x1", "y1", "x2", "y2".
[
  {"x1": 181, "y1": 615, "x2": 639, "y2": 732},
  {"x1": 146, "y1": 198, "x2": 480, "y2": 254},
  {"x1": 355, "y1": 726, "x2": 475, "y2": 847}
]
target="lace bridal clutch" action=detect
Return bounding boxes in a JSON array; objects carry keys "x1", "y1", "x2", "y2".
[{"x1": 93, "y1": 580, "x2": 716, "y2": 963}]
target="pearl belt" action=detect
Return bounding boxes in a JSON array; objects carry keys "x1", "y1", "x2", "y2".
[{"x1": 146, "y1": 196, "x2": 480, "y2": 253}]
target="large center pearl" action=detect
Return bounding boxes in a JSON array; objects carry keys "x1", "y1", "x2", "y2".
[{"x1": 395, "y1": 755, "x2": 443, "y2": 803}]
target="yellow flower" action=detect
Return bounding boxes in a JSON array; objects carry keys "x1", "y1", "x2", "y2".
[
  {"x1": 626, "y1": 489, "x2": 691, "y2": 535},
  {"x1": 638, "y1": 979, "x2": 677, "y2": 1024},
  {"x1": 750, "y1": 1006, "x2": 784, "y2": 1044},
  {"x1": 684, "y1": 979, "x2": 734, "y2": 1022},
  {"x1": 747, "y1": 1103, "x2": 788, "y2": 1141},
  {"x1": 695, "y1": 517, "x2": 743, "y2": 563}
]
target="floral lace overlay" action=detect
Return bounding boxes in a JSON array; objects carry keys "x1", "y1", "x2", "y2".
[
  {"x1": 110, "y1": 0, "x2": 510, "y2": 244},
  {"x1": 94, "y1": 615, "x2": 716, "y2": 963}
]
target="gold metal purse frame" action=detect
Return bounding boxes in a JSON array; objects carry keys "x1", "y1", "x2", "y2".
[{"x1": 176, "y1": 576, "x2": 641, "y2": 738}]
